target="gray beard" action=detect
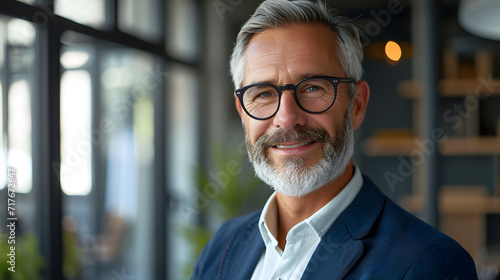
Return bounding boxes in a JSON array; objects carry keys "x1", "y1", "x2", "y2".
[{"x1": 245, "y1": 110, "x2": 354, "y2": 197}]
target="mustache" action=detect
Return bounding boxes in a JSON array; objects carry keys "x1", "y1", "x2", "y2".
[{"x1": 256, "y1": 127, "x2": 331, "y2": 148}]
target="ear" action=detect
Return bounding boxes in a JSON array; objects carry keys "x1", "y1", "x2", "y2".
[
  {"x1": 350, "y1": 80, "x2": 370, "y2": 130},
  {"x1": 234, "y1": 93, "x2": 243, "y2": 118}
]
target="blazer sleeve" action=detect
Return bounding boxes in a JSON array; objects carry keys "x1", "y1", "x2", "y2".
[
  {"x1": 191, "y1": 227, "x2": 224, "y2": 280},
  {"x1": 403, "y1": 243, "x2": 478, "y2": 280}
]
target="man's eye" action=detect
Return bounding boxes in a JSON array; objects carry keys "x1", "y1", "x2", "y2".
[
  {"x1": 305, "y1": 85, "x2": 321, "y2": 92},
  {"x1": 256, "y1": 91, "x2": 274, "y2": 98}
]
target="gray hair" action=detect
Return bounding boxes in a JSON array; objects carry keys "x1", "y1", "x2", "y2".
[{"x1": 229, "y1": 0, "x2": 363, "y2": 98}]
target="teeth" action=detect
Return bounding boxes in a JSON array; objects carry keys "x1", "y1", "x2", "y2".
[{"x1": 275, "y1": 142, "x2": 311, "y2": 149}]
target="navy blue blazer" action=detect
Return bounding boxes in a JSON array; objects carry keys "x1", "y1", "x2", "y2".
[{"x1": 192, "y1": 176, "x2": 478, "y2": 279}]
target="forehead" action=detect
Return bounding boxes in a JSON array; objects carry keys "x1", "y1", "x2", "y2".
[{"x1": 243, "y1": 23, "x2": 344, "y2": 85}]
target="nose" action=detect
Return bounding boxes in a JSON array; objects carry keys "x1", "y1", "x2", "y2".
[{"x1": 272, "y1": 89, "x2": 307, "y2": 129}]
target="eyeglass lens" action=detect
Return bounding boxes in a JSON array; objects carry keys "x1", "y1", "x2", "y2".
[{"x1": 242, "y1": 77, "x2": 336, "y2": 119}]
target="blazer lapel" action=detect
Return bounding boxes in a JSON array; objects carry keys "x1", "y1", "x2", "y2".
[
  {"x1": 302, "y1": 176, "x2": 386, "y2": 280},
  {"x1": 301, "y1": 218, "x2": 364, "y2": 280},
  {"x1": 218, "y1": 220, "x2": 265, "y2": 280}
]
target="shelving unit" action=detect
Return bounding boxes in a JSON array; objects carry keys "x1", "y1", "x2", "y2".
[{"x1": 362, "y1": 46, "x2": 500, "y2": 261}]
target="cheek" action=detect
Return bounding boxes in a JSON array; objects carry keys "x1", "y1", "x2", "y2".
[
  {"x1": 244, "y1": 117, "x2": 270, "y2": 143},
  {"x1": 313, "y1": 109, "x2": 347, "y2": 138}
]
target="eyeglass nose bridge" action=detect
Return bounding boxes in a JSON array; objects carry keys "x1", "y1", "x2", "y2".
[
  {"x1": 277, "y1": 84, "x2": 296, "y2": 93},
  {"x1": 274, "y1": 84, "x2": 304, "y2": 116}
]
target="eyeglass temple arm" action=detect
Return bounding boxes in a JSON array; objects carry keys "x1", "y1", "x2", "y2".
[{"x1": 338, "y1": 78, "x2": 354, "y2": 83}]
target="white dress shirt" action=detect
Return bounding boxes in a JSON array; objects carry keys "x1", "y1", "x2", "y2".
[{"x1": 250, "y1": 166, "x2": 363, "y2": 280}]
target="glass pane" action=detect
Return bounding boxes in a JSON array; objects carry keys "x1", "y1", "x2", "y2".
[
  {"x1": 1, "y1": 17, "x2": 36, "y2": 194},
  {"x1": 0, "y1": 20, "x2": 4, "y2": 68},
  {"x1": 119, "y1": 0, "x2": 161, "y2": 41},
  {"x1": 166, "y1": 0, "x2": 199, "y2": 60},
  {"x1": 7, "y1": 18, "x2": 36, "y2": 46},
  {"x1": 60, "y1": 34, "x2": 157, "y2": 280},
  {"x1": 0, "y1": 81, "x2": 4, "y2": 189},
  {"x1": 55, "y1": 0, "x2": 105, "y2": 28},
  {"x1": 8, "y1": 80, "x2": 32, "y2": 193},
  {"x1": 167, "y1": 63, "x2": 200, "y2": 279},
  {"x1": 60, "y1": 70, "x2": 92, "y2": 196},
  {"x1": 99, "y1": 48, "x2": 156, "y2": 279},
  {"x1": 0, "y1": 16, "x2": 43, "y2": 279}
]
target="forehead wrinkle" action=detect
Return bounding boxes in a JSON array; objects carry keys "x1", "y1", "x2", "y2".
[
  {"x1": 246, "y1": 52, "x2": 282, "y2": 70},
  {"x1": 245, "y1": 64, "x2": 282, "y2": 85}
]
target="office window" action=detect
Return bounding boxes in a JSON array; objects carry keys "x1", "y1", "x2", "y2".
[
  {"x1": 0, "y1": 82, "x2": 3, "y2": 189},
  {"x1": 0, "y1": 16, "x2": 40, "y2": 277},
  {"x1": 167, "y1": 63, "x2": 201, "y2": 279},
  {"x1": 0, "y1": 16, "x2": 36, "y2": 193},
  {"x1": 119, "y1": 0, "x2": 162, "y2": 41},
  {"x1": 1, "y1": 0, "x2": 202, "y2": 278},
  {"x1": 8, "y1": 80, "x2": 32, "y2": 193},
  {"x1": 166, "y1": 0, "x2": 200, "y2": 61},
  {"x1": 60, "y1": 34, "x2": 157, "y2": 279},
  {"x1": 55, "y1": 0, "x2": 105, "y2": 28}
]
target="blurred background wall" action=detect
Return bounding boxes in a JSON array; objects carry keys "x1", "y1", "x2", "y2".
[{"x1": 0, "y1": 0, "x2": 499, "y2": 279}]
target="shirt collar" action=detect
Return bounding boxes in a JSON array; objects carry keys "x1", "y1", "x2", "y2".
[{"x1": 258, "y1": 165, "x2": 364, "y2": 248}]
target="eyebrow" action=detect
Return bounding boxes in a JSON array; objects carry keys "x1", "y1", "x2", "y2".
[{"x1": 246, "y1": 73, "x2": 331, "y2": 86}]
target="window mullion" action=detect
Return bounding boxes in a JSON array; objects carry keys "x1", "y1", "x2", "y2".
[
  {"x1": 106, "y1": 0, "x2": 118, "y2": 32},
  {"x1": 37, "y1": 23, "x2": 63, "y2": 280}
]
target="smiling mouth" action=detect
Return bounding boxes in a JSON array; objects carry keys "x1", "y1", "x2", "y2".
[{"x1": 274, "y1": 141, "x2": 315, "y2": 149}]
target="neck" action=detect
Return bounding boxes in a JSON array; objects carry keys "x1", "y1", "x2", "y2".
[{"x1": 275, "y1": 161, "x2": 354, "y2": 250}]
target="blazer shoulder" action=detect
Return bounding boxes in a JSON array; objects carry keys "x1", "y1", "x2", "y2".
[
  {"x1": 374, "y1": 196, "x2": 477, "y2": 277},
  {"x1": 347, "y1": 178, "x2": 477, "y2": 278},
  {"x1": 403, "y1": 243, "x2": 478, "y2": 279},
  {"x1": 199, "y1": 209, "x2": 261, "y2": 256},
  {"x1": 383, "y1": 197, "x2": 459, "y2": 246}
]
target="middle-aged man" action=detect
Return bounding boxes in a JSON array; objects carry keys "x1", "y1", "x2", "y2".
[{"x1": 192, "y1": 0, "x2": 478, "y2": 279}]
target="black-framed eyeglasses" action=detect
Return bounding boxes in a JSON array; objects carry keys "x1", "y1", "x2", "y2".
[{"x1": 235, "y1": 76, "x2": 354, "y2": 120}]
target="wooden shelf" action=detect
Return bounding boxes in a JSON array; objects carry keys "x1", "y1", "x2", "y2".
[
  {"x1": 364, "y1": 136, "x2": 500, "y2": 156},
  {"x1": 398, "y1": 79, "x2": 500, "y2": 98},
  {"x1": 400, "y1": 186, "x2": 500, "y2": 214},
  {"x1": 398, "y1": 80, "x2": 422, "y2": 99},
  {"x1": 362, "y1": 136, "x2": 416, "y2": 156},
  {"x1": 439, "y1": 137, "x2": 500, "y2": 155},
  {"x1": 439, "y1": 78, "x2": 500, "y2": 97}
]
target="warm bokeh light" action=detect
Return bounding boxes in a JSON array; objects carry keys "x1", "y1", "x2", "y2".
[{"x1": 385, "y1": 41, "x2": 402, "y2": 62}]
